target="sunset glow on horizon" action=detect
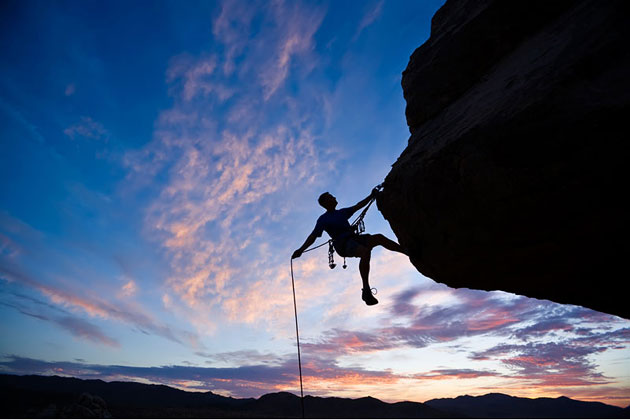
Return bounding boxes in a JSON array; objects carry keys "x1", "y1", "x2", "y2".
[{"x1": 1, "y1": 0, "x2": 629, "y2": 408}]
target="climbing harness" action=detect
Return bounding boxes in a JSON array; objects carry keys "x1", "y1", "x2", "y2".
[
  {"x1": 328, "y1": 183, "x2": 383, "y2": 270},
  {"x1": 288, "y1": 183, "x2": 383, "y2": 418}
]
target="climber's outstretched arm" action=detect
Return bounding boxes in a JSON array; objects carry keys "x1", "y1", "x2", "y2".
[
  {"x1": 347, "y1": 189, "x2": 377, "y2": 216},
  {"x1": 292, "y1": 233, "x2": 317, "y2": 259}
]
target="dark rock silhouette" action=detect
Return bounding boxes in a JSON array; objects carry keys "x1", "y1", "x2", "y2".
[
  {"x1": 425, "y1": 393, "x2": 627, "y2": 419},
  {"x1": 1, "y1": 374, "x2": 627, "y2": 418},
  {"x1": 57, "y1": 393, "x2": 111, "y2": 418},
  {"x1": 378, "y1": 0, "x2": 630, "y2": 319},
  {"x1": 0, "y1": 376, "x2": 112, "y2": 419},
  {"x1": 0, "y1": 374, "x2": 450, "y2": 418}
]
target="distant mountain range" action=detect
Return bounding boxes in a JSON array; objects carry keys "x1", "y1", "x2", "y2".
[{"x1": 1, "y1": 373, "x2": 628, "y2": 418}]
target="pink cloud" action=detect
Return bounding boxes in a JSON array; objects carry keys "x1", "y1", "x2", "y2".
[
  {"x1": 55, "y1": 316, "x2": 120, "y2": 348},
  {"x1": 413, "y1": 368, "x2": 499, "y2": 381},
  {"x1": 260, "y1": 3, "x2": 324, "y2": 100},
  {"x1": 120, "y1": 4, "x2": 335, "y2": 336},
  {"x1": 1, "y1": 263, "x2": 200, "y2": 348},
  {"x1": 118, "y1": 278, "x2": 138, "y2": 298},
  {"x1": 210, "y1": 0, "x2": 325, "y2": 100},
  {"x1": 1, "y1": 294, "x2": 119, "y2": 347},
  {"x1": 0, "y1": 354, "x2": 403, "y2": 399}
]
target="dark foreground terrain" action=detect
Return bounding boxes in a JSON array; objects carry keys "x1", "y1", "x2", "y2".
[{"x1": 1, "y1": 374, "x2": 628, "y2": 418}]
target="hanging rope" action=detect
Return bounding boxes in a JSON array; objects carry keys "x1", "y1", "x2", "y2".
[
  {"x1": 288, "y1": 237, "x2": 333, "y2": 419},
  {"x1": 289, "y1": 258, "x2": 305, "y2": 419}
]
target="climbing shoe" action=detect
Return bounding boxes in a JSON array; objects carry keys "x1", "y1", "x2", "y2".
[{"x1": 362, "y1": 288, "x2": 378, "y2": 306}]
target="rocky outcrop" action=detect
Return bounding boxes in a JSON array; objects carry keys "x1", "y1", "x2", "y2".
[{"x1": 378, "y1": 0, "x2": 629, "y2": 319}]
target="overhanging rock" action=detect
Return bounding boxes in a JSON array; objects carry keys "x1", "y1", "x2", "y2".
[{"x1": 378, "y1": 0, "x2": 629, "y2": 319}]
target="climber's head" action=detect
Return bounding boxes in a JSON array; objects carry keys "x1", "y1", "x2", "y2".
[{"x1": 318, "y1": 192, "x2": 337, "y2": 211}]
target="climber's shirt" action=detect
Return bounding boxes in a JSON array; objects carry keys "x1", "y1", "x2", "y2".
[{"x1": 311, "y1": 207, "x2": 355, "y2": 243}]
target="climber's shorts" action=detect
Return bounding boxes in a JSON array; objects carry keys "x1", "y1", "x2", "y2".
[{"x1": 334, "y1": 234, "x2": 372, "y2": 258}]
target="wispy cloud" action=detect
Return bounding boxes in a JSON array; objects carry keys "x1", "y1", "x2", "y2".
[
  {"x1": 304, "y1": 288, "x2": 533, "y2": 355},
  {"x1": 167, "y1": 55, "x2": 234, "y2": 102},
  {"x1": 211, "y1": 0, "x2": 257, "y2": 76},
  {"x1": 121, "y1": 0, "x2": 336, "y2": 337},
  {"x1": 352, "y1": 0, "x2": 384, "y2": 42},
  {"x1": 64, "y1": 116, "x2": 108, "y2": 141},
  {"x1": 55, "y1": 316, "x2": 120, "y2": 347},
  {"x1": 471, "y1": 327, "x2": 630, "y2": 388},
  {"x1": 0, "y1": 354, "x2": 403, "y2": 399},
  {"x1": 258, "y1": 2, "x2": 325, "y2": 100},
  {"x1": 472, "y1": 341, "x2": 610, "y2": 387},
  {"x1": 1, "y1": 255, "x2": 200, "y2": 348},
  {"x1": 212, "y1": 0, "x2": 324, "y2": 100},
  {"x1": 413, "y1": 368, "x2": 499, "y2": 380},
  {"x1": 117, "y1": 277, "x2": 138, "y2": 298},
  {"x1": 299, "y1": 284, "x2": 630, "y2": 400},
  {"x1": 1, "y1": 294, "x2": 119, "y2": 347}
]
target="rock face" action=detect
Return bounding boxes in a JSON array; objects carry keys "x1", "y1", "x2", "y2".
[{"x1": 378, "y1": 0, "x2": 629, "y2": 319}]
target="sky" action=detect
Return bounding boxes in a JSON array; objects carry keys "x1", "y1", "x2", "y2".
[{"x1": 1, "y1": 0, "x2": 629, "y2": 408}]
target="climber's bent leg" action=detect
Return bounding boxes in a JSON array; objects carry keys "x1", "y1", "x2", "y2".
[{"x1": 366, "y1": 233, "x2": 406, "y2": 255}]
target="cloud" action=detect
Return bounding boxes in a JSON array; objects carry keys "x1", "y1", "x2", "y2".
[
  {"x1": 0, "y1": 354, "x2": 403, "y2": 399},
  {"x1": 258, "y1": 2, "x2": 325, "y2": 100},
  {"x1": 413, "y1": 368, "x2": 499, "y2": 380},
  {"x1": 471, "y1": 341, "x2": 611, "y2": 387},
  {"x1": 64, "y1": 116, "x2": 108, "y2": 141},
  {"x1": 0, "y1": 233, "x2": 20, "y2": 259},
  {"x1": 0, "y1": 97, "x2": 47, "y2": 146},
  {"x1": 195, "y1": 350, "x2": 286, "y2": 366},
  {"x1": 0, "y1": 261, "x2": 200, "y2": 348},
  {"x1": 352, "y1": 0, "x2": 384, "y2": 42},
  {"x1": 55, "y1": 316, "x2": 120, "y2": 348},
  {"x1": 302, "y1": 328, "x2": 393, "y2": 355},
  {"x1": 120, "y1": 0, "x2": 338, "y2": 339},
  {"x1": 0, "y1": 294, "x2": 119, "y2": 347},
  {"x1": 211, "y1": 0, "x2": 325, "y2": 100},
  {"x1": 118, "y1": 277, "x2": 138, "y2": 298},
  {"x1": 142, "y1": 125, "x2": 322, "y2": 309},
  {"x1": 302, "y1": 288, "x2": 522, "y2": 355},
  {"x1": 211, "y1": 0, "x2": 257, "y2": 76},
  {"x1": 167, "y1": 55, "x2": 234, "y2": 102},
  {"x1": 296, "y1": 282, "x2": 630, "y2": 398}
]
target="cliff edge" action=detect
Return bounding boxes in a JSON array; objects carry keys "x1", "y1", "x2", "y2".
[{"x1": 378, "y1": 0, "x2": 629, "y2": 319}]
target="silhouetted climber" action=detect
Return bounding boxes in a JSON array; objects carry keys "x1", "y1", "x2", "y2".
[{"x1": 292, "y1": 188, "x2": 407, "y2": 305}]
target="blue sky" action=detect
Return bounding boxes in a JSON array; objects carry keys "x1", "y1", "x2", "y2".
[{"x1": 1, "y1": 0, "x2": 629, "y2": 407}]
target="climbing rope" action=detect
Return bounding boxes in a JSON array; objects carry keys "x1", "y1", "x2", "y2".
[
  {"x1": 289, "y1": 258, "x2": 305, "y2": 419},
  {"x1": 288, "y1": 183, "x2": 383, "y2": 418},
  {"x1": 288, "y1": 236, "x2": 332, "y2": 418}
]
